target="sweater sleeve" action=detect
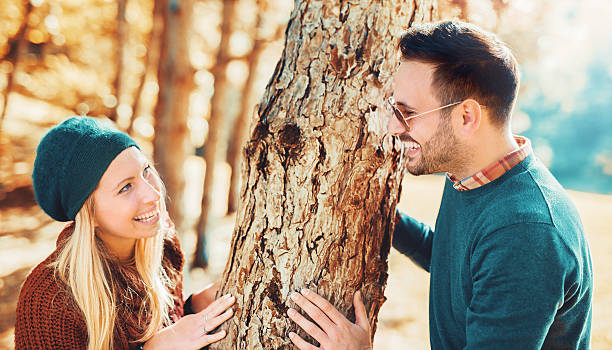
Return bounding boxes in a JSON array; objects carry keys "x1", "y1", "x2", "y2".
[
  {"x1": 392, "y1": 210, "x2": 434, "y2": 272},
  {"x1": 15, "y1": 265, "x2": 88, "y2": 350},
  {"x1": 465, "y1": 222, "x2": 580, "y2": 350},
  {"x1": 163, "y1": 228, "x2": 187, "y2": 320}
]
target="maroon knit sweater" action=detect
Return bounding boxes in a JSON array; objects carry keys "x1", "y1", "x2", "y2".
[{"x1": 15, "y1": 224, "x2": 186, "y2": 349}]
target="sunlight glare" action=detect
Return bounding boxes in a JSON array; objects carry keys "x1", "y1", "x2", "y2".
[{"x1": 226, "y1": 60, "x2": 249, "y2": 86}]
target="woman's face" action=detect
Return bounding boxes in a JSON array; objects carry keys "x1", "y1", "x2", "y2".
[{"x1": 92, "y1": 147, "x2": 163, "y2": 258}]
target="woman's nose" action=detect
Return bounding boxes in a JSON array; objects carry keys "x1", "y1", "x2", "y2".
[{"x1": 140, "y1": 180, "x2": 161, "y2": 204}]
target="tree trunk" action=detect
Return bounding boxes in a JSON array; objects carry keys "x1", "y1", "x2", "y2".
[
  {"x1": 0, "y1": 0, "x2": 32, "y2": 135},
  {"x1": 193, "y1": 0, "x2": 237, "y2": 268},
  {"x1": 110, "y1": 0, "x2": 127, "y2": 122},
  {"x1": 210, "y1": 0, "x2": 436, "y2": 349},
  {"x1": 127, "y1": 0, "x2": 162, "y2": 136},
  {"x1": 226, "y1": 0, "x2": 266, "y2": 214},
  {"x1": 153, "y1": 0, "x2": 194, "y2": 234}
]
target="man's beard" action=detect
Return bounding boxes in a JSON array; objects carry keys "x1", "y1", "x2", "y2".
[{"x1": 402, "y1": 119, "x2": 467, "y2": 176}]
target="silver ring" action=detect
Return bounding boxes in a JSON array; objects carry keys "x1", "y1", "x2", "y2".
[{"x1": 203, "y1": 314, "x2": 209, "y2": 334}]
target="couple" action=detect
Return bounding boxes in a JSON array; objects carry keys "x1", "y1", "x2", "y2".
[{"x1": 16, "y1": 20, "x2": 592, "y2": 349}]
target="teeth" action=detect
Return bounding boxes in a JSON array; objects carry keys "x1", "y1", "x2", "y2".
[
  {"x1": 406, "y1": 141, "x2": 421, "y2": 150},
  {"x1": 134, "y1": 209, "x2": 158, "y2": 222}
]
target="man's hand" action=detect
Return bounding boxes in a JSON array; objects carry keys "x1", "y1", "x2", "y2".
[{"x1": 287, "y1": 289, "x2": 372, "y2": 350}]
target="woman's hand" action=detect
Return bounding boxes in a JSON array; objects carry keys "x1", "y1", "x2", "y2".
[
  {"x1": 191, "y1": 280, "x2": 221, "y2": 313},
  {"x1": 144, "y1": 293, "x2": 235, "y2": 350}
]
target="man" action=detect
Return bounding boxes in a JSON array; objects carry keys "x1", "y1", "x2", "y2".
[{"x1": 287, "y1": 20, "x2": 593, "y2": 350}]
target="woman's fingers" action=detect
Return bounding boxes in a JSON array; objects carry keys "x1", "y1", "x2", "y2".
[
  {"x1": 199, "y1": 294, "x2": 235, "y2": 320},
  {"x1": 198, "y1": 296, "x2": 234, "y2": 348},
  {"x1": 198, "y1": 329, "x2": 227, "y2": 348},
  {"x1": 204, "y1": 308, "x2": 234, "y2": 333}
]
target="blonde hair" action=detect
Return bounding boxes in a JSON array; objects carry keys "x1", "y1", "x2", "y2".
[{"x1": 52, "y1": 171, "x2": 175, "y2": 350}]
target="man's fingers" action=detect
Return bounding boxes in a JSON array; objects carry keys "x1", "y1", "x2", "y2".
[
  {"x1": 299, "y1": 289, "x2": 345, "y2": 324},
  {"x1": 287, "y1": 307, "x2": 328, "y2": 345},
  {"x1": 353, "y1": 290, "x2": 370, "y2": 331},
  {"x1": 289, "y1": 331, "x2": 319, "y2": 350},
  {"x1": 290, "y1": 291, "x2": 336, "y2": 332}
]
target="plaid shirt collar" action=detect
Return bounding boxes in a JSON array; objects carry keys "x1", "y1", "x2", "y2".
[{"x1": 447, "y1": 136, "x2": 532, "y2": 191}]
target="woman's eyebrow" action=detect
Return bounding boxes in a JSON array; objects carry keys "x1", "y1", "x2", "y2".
[{"x1": 111, "y1": 161, "x2": 149, "y2": 191}]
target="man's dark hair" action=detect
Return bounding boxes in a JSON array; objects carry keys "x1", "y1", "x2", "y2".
[{"x1": 399, "y1": 21, "x2": 519, "y2": 126}]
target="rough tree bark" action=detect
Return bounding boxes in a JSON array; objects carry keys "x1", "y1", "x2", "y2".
[
  {"x1": 193, "y1": 0, "x2": 237, "y2": 268},
  {"x1": 153, "y1": 0, "x2": 194, "y2": 233},
  {"x1": 211, "y1": 0, "x2": 436, "y2": 349}
]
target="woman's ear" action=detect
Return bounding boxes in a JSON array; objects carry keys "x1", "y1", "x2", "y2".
[{"x1": 455, "y1": 99, "x2": 482, "y2": 137}]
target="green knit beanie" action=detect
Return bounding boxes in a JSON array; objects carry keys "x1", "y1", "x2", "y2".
[{"x1": 32, "y1": 116, "x2": 140, "y2": 222}]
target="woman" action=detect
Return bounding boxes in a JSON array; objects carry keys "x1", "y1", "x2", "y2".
[{"x1": 15, "y1": 116, "x2": 234, "y2": 349}]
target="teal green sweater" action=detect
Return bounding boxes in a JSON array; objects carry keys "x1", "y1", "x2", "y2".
[{"x1": 393, "y1": 154, "x2": 592, "y2": 349}]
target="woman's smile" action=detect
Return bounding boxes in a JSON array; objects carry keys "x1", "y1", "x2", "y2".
[{"x1": 133, "y1": 207, "x2": 160, "y2": 225}]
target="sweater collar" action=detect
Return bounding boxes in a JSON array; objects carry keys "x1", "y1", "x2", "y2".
[{"x1": 447, "y1": 135, "x2": 532, "y2": 191}]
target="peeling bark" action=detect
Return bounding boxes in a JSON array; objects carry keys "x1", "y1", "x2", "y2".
[{"x1": 211, "y1": 1, "x2": 436, "y2": 349}]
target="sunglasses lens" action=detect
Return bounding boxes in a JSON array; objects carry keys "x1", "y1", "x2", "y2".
[
  {"x1": 392, "y1": 108, "x2": 409, "y2": 131},
  {"x1": 388, "y1": 97, "x2": 410, "y2": 131},
  {"x1": 393, "y1": 108, "x2": 403, "y2": 121}
]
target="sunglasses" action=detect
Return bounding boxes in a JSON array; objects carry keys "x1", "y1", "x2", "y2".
[{"x1": 387, "y1": 96, "x2": 462, "y2": 132}]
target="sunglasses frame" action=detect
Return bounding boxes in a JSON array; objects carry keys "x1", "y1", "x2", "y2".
[{"x1": 387, "y1": 96, "x2": 463, "y2": 132}]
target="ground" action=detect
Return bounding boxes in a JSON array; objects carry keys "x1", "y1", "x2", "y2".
[{"x1": 1, "y1": 174, "x2": 611, "y2": 349}]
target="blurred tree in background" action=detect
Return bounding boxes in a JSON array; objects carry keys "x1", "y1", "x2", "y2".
[{"x1": 0, "y1": 0, "x2": 294, "y2": 269}]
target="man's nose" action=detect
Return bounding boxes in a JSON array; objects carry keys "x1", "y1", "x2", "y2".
[{"x1": 387, "y1": 115, "x2": 409, "y2": 136}]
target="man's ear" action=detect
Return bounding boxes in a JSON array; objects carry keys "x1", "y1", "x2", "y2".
[{"x1": 454, "y1": 99, "x2": 483, "y2": 137}]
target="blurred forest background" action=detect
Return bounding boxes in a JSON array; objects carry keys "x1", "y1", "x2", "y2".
[{"x1": 0, "y1": 0, "x2": 611, "y2": 349}]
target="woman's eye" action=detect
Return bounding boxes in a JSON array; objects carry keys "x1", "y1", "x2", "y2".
[
  {"x1": 118, "y1": 183, "x2": 132, "y2": 194},
  {"x1": 143, "y1": 165, "x2": 151, "y2": 176}
]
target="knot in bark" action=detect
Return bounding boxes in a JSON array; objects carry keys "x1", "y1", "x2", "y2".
[{"x1": 278, "y1": 123, "x2": 300, "y2": 148}]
